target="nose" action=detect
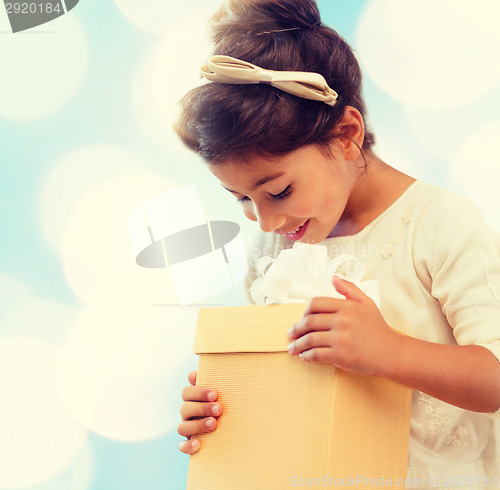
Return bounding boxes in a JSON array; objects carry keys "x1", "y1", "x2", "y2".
[{"x1": 253, "y1": 201, "x2": 286, "y2": 233}]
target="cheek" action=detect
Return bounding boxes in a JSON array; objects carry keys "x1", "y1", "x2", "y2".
[{"x1": 288, "y1": 196, "x2": 317, "y2": 217}]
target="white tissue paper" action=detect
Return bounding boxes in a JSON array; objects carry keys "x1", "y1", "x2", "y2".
[{"x1": 251, "y1": 243, "x2": 380, "y2": 308}]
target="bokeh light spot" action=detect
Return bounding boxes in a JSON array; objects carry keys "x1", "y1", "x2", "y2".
[
  {"x1": 0, "y1": 15, "x2": 88, "y2": 120},
  {"x1": 39, "y1": 146, "x2": 152, "y2": 253},
  {"x1": 59, "y1": 306, "x2": 198, "y2": 441},
  {"x1": 448, "y1": 121, "x2": 500, "y2": 231},
  {"x1": 113, "y1": 0, "x2": 222, "y2": 36},
  {"x1": 357, "y1": 0, "x2": 500, "y2": 109},
  {"x1": 1, "y1": 299, "x2": 77, "y2": 346},
  {"x1": 0, "y1": 338, "x2": 87, "y2": 488},
  {"x1": 132, "y1": 13, "x2": 214, "y2": 154},
  {"x1": 60, "y1": 173, "x2": 181, "y2": 308}
]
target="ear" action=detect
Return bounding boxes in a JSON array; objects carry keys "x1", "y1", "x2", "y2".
[{"x1": 332, "y1": 106, "x2": 365, "y2": 161}]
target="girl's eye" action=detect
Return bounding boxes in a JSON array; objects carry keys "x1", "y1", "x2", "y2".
[
  {"x1": 235, "y1": 186, "x2": 292, "y2": 203},
  {"x1": 270, "y1": 186, "x2": 292, "y2": 201}
]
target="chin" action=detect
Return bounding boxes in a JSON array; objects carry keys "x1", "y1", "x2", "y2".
[{"x1": 299, "y1": 236, "x2": 322, "y2": 245}]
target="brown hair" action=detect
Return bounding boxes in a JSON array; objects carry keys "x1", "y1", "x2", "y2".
[{"x1": 174, "y1": 0, "x2": 375, "y2": 163}]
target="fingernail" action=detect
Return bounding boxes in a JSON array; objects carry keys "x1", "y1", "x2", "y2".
[
  {"x1": 287, "y1": 343, "x2": 294, "y2": 354},
  {"x1": 212, "y1": 404, "x2": 220, "y2": 416},
  {"x1": 206, "y1": 418, "x2": 215, "y2": 429},
  {"x1": 191, "y1": 439, "x2": 200, "y2": 450},
  {"x1": 207, "y1": 391, "x2": 216, "y2": 402},
  {"x1": 288, "y1": 327, "x2": 294, "y2": 338}
]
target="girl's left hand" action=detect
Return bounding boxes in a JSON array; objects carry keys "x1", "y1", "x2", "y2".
[{"x1": 287, "y1": 275, "x2": 400, "y2": 378}]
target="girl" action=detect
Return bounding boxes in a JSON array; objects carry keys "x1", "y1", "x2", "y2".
[{"x1": 176, "y1": 0, "x2": 500, "y2": 486}]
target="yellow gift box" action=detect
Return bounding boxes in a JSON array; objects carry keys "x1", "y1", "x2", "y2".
[{"x1": 187, "y1": 303, "x2": 412, "y2": 490}]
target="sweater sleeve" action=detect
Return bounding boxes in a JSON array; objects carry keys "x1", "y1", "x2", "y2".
[{"x1": 413, "y1": 190, "x2": 500, "y2": 417}]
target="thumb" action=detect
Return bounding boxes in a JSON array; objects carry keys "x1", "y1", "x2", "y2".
[
  {"x1": 332, "y1": 275, "x2": 369, "y2": 303},
  {"x1": 188, "y1": 371, "x2": 197, "y2": 386}
]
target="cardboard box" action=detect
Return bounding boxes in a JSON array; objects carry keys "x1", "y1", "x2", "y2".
[{"x1": 187, "y1": 304, "x2": 412, "y2": 490}]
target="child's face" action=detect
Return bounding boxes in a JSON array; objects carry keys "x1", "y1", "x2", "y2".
[{"x1": 209, "y1": 144, "x2": 359, "y2": 243}]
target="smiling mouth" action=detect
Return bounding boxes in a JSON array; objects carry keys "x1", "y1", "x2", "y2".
[
  {"x1": 278, "y1": 220, "x2": 310, "y2": 241},
  {"x1": 284, "y1": 226, "x2": 302, "y2": 234}
]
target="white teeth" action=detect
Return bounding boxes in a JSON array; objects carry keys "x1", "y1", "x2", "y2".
[{"x1": 280, "y1": 224, "x2": 304, "y2": 235}]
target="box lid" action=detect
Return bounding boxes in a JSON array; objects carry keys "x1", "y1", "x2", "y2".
[{"x1": 193, "y1": 303, "x2": 307, "y2": 354}]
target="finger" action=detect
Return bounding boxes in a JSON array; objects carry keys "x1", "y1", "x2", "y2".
[
  {"x1": 288, "y1": 313, "x2": 334, "y2": 340},
  {"x1": 181, "y1": 385, "x2": 218, "y2": 403},
  {"x1": 302, "y1": 296, "x2": 344, "y2": 317},
  {"x1": 288, "y1": 331, "x2": 333, "y2": 356},
  {"x1": 178, "y1": 438, "x2": 201, "y2": 455},
  {"x1": 298, "y1": 347, "x2": 336, "y2": 363},
  {"x1": 180, "y1": 401, "x2": 222, "y2": 421},
  {"x1": 332, "y1": 275, "x2": 371, "y2": 304},
  {"x1": 177, "y1": 417, "x2": 218, "y2": 438},
  {"x1": 188, "y1": 371, "x2": 197, "y2": 386}
]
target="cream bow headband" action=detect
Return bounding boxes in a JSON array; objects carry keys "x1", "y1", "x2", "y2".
[{"x1": 200, "y1": 55, "x2": 339, "y2": 107}]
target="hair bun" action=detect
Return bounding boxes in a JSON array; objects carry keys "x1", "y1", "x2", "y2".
[
  {"x1": 211, "y1": 0, "x2": 322, "y2": 43},
  {"x1": 253, "y1": 0, "x2": 321, "y2": 30}
]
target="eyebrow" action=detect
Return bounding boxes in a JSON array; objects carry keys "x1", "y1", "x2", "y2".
[{"x1": 223, "y1": 172, "x2": 286, "y2": 194}]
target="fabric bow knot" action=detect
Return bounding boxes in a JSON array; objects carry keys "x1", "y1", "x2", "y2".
[
  {"x1": 249, "y1": 243, "x2": 380, "y2": 307},
  {"x1": 200, "y1": 55, "x2": 339, "y2": 107}
]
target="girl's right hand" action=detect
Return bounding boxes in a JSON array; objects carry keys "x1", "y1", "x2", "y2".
[{"x1": 177, "y1": 371, "x2": 222, "y2": 455}]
